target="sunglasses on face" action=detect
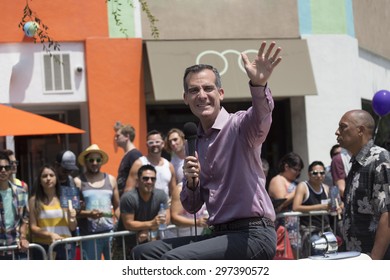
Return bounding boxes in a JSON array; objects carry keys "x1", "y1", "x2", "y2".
[
  {"x1": 141, "y1": 176, "x2": 157, "y2": 182},
  {"x1": 310, "y1": 171, "x2": 325, "y2": 176},
  {"x1": 87, "y1": 158, "x2": 102, "y2": 164},
  {"x1": 0, "y1": 165, "x2": 11, "y2": 171},
  {"x1": 146, "y1": 140, "x2": 163, "y2": 146},
  {"x1": 10, "y1": 160, "x2": 19, "y2": 166}
]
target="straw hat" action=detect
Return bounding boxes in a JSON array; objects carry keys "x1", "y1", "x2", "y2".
[{"x1": 78, "y1": 144, "x2": 109, "y2": 166}]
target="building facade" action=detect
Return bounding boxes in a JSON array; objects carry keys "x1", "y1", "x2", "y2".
[{"x1": 1, "y1": 0, "x2": 389, "y2": 184}]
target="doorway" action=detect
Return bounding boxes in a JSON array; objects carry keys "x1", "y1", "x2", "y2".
[{"x1": 13, "y1": 110, "x2": 83, "y2": 190}]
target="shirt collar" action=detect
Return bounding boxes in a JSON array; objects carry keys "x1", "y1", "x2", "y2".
[
  {"x1": 198, "y1": 107, "x2": 229, "y2": 137},
  {"x1": 352, "y1": 139, "x2": 374, "y2": 166}
]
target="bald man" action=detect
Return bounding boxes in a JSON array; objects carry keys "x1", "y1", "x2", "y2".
[{"x1": 336, "y1": 109, "x2": 390, "y2": 259}]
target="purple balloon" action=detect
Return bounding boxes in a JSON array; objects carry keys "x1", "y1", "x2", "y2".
[{"x1": 372, "y1": 90, "x2": 390, "y2": 117}]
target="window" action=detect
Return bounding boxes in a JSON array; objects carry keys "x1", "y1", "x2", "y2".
[{"x1": 43, "y1": 53, "x2": 73, "y2": 94}]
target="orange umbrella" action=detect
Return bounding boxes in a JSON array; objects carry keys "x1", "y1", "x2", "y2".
[{"x1": 0, "y1": 104, "x2": 85, "y2": 136}]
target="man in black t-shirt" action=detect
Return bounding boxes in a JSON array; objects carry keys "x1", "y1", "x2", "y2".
[{"x1": 114, "y1": 122, "x2": 142, "y2": 197}]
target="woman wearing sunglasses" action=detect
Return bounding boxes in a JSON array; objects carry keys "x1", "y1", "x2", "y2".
[{"x1": 292, "y1": 160, "x2": 339, "y2": 258}]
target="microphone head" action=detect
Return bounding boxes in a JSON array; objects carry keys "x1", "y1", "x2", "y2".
[{"x1": 183, "y1": 122, "x2": 197, "y2": 139}]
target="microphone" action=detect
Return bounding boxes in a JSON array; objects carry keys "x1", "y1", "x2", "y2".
[{"x1": 183, "y1": 122, "x2": 197, "y2": 157}]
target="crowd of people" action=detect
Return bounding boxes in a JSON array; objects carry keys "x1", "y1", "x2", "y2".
[
  {"x1": 0, "y1": 128, "x2": 211, "y2": 260},
  {"x1": 267, "y1": 109, "x2": 390, "y2": 260},
  {"x1": 1, "y1": 41, "x2": 389, "y2": 260}
]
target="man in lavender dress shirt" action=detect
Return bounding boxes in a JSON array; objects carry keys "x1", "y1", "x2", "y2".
[{"x1": 131, "y1": 41, "x2": 282, "y2": 259}]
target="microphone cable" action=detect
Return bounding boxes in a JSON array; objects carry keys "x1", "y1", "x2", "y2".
[{"x1": 193, "y1": 177, "x2": 198, "y2": 239}]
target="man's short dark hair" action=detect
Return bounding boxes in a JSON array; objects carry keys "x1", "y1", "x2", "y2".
[
  {"x1": 330, "y1": 144, "x2": 340, "y2": 158},
  {"x1": 308, "y1": 161, "x2": 325, "y2": 172},
  {"x1": 137, "y1": 164, "x2": 157, "y2": 179},
  {"x1": 0, "y1": 151, "x2": 10, "y2": 163},
  {"x1": 147, "y1": 130, "x2": 163, "y2": 140},
  {"x1": 183, "y1": 64, "x2": 221, "y2": 93}
]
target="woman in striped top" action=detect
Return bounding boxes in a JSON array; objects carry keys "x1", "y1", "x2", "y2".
[{"x1": 29, "y1": 165, "x2": 77, "y2": 259}]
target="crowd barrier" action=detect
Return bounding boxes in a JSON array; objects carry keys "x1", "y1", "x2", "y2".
[
  {"x1": 49, "y1": 225, "x2": 181, "y2": 260},
  {"x1": 275, "y1": 210, "x2": 339, "y2": 259},
  {"x1": 0, "y1": 243, "x2": 47, "y2": 260},
  {"x1": 0, "y1": 225, "x2": 190, "y2": 260},
  {"x1": 49, "y1": 230, "x2": 135, "y2": 260},
  {"x1": 2, "y1": 214, "x2": 336, "y2": 260}
]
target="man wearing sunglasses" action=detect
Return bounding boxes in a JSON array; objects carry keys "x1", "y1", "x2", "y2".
[
  {"x1": 0, "y1": 151, "x2": 29, "y2": 259},
  {"x1": 124, "y1": 130, "x2": 176, "y2": 198},
  {"x1": 74, "y1": 144, "x2": 120, "y2": 260},
  {"x1": 113, "y1": 164, "x2": 169, "y2": 259}
]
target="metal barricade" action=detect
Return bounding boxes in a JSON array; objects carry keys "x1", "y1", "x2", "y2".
[
  {"x1": 0, "y1": 243, "x2": 47, "y2": 260},
  {"x1": 276, "y1": 210, "x2": 338, "y2": 259},
  {"x1": 48, "y1": 230, "x2": 136, "y2": 260},
  {"x1": 0, "y1": 225, "x2": 198, "y2": 260},
  {"x1": 48, "y1": 225, "x2": 183, "y2": 260}
]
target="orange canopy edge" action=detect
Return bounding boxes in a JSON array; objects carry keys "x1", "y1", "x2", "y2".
[{"x1": 0, "y1": 104, "x2": 85, "y2": 136}]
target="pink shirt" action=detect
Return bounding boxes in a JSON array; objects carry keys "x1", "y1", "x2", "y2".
[{"x1": 181, "y1": 85, "x2": 275, "y2": 225}]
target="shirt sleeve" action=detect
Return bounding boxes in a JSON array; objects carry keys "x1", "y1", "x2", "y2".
[
  {"x1": 180, "y1": 180, "x2": 203, "y2": 214},
  {"x1": 375, "y1": 160, "x2": 390, "y2": 214},
  {"x1": 331, "y1": 154, "x2": 346, "y2": 183},
  {"x1": 240, "y1": 84, "x2": 274, "y2": 147},
  {"x1": 120, "y1": 193, "x2": 136, "y2": 214}
]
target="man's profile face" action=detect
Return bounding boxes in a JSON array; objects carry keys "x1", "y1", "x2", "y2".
[
  {"x1": 183, "y1": 69, "x2": 224, "y2": 122},
  {"x1": 115, "y1": 129, "x2": 128, "y2": 147},
  {"x1": 336, "y1": 113, "x2": 360, "y2": 152}
]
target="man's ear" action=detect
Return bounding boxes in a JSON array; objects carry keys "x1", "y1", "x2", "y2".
[
  {"x1": 218, "y1": 88, "x2": 225, "y2": 101},
  {"x1": 357, "y1": 125, "x2": 365, "y2": 136},
  {"x1": 183, "y1": 92, "x2": 188, "y2": 105}
]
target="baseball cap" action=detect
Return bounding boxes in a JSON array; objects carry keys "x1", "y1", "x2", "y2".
[{"x1": 56, "y1": 150, "x2": 79, "y2": 171}]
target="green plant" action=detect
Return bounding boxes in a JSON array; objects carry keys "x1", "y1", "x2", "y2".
[
  {"x1": 18, "y1": 0, "x2": 159, "y2": 56},
  {"x1": 107, "y1": 0, "x2": 159, "y2": 38},
  {"x1": 139, "y1": 0, "x2": 159, "y2": 38},
  {"x1": 18, "y1": 0, "x2": 60, "y2": 57}
]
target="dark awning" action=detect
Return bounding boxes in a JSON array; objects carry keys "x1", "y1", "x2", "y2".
[{"x1": 145, "y1": 39, "x2": 317, "y2": 101}]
